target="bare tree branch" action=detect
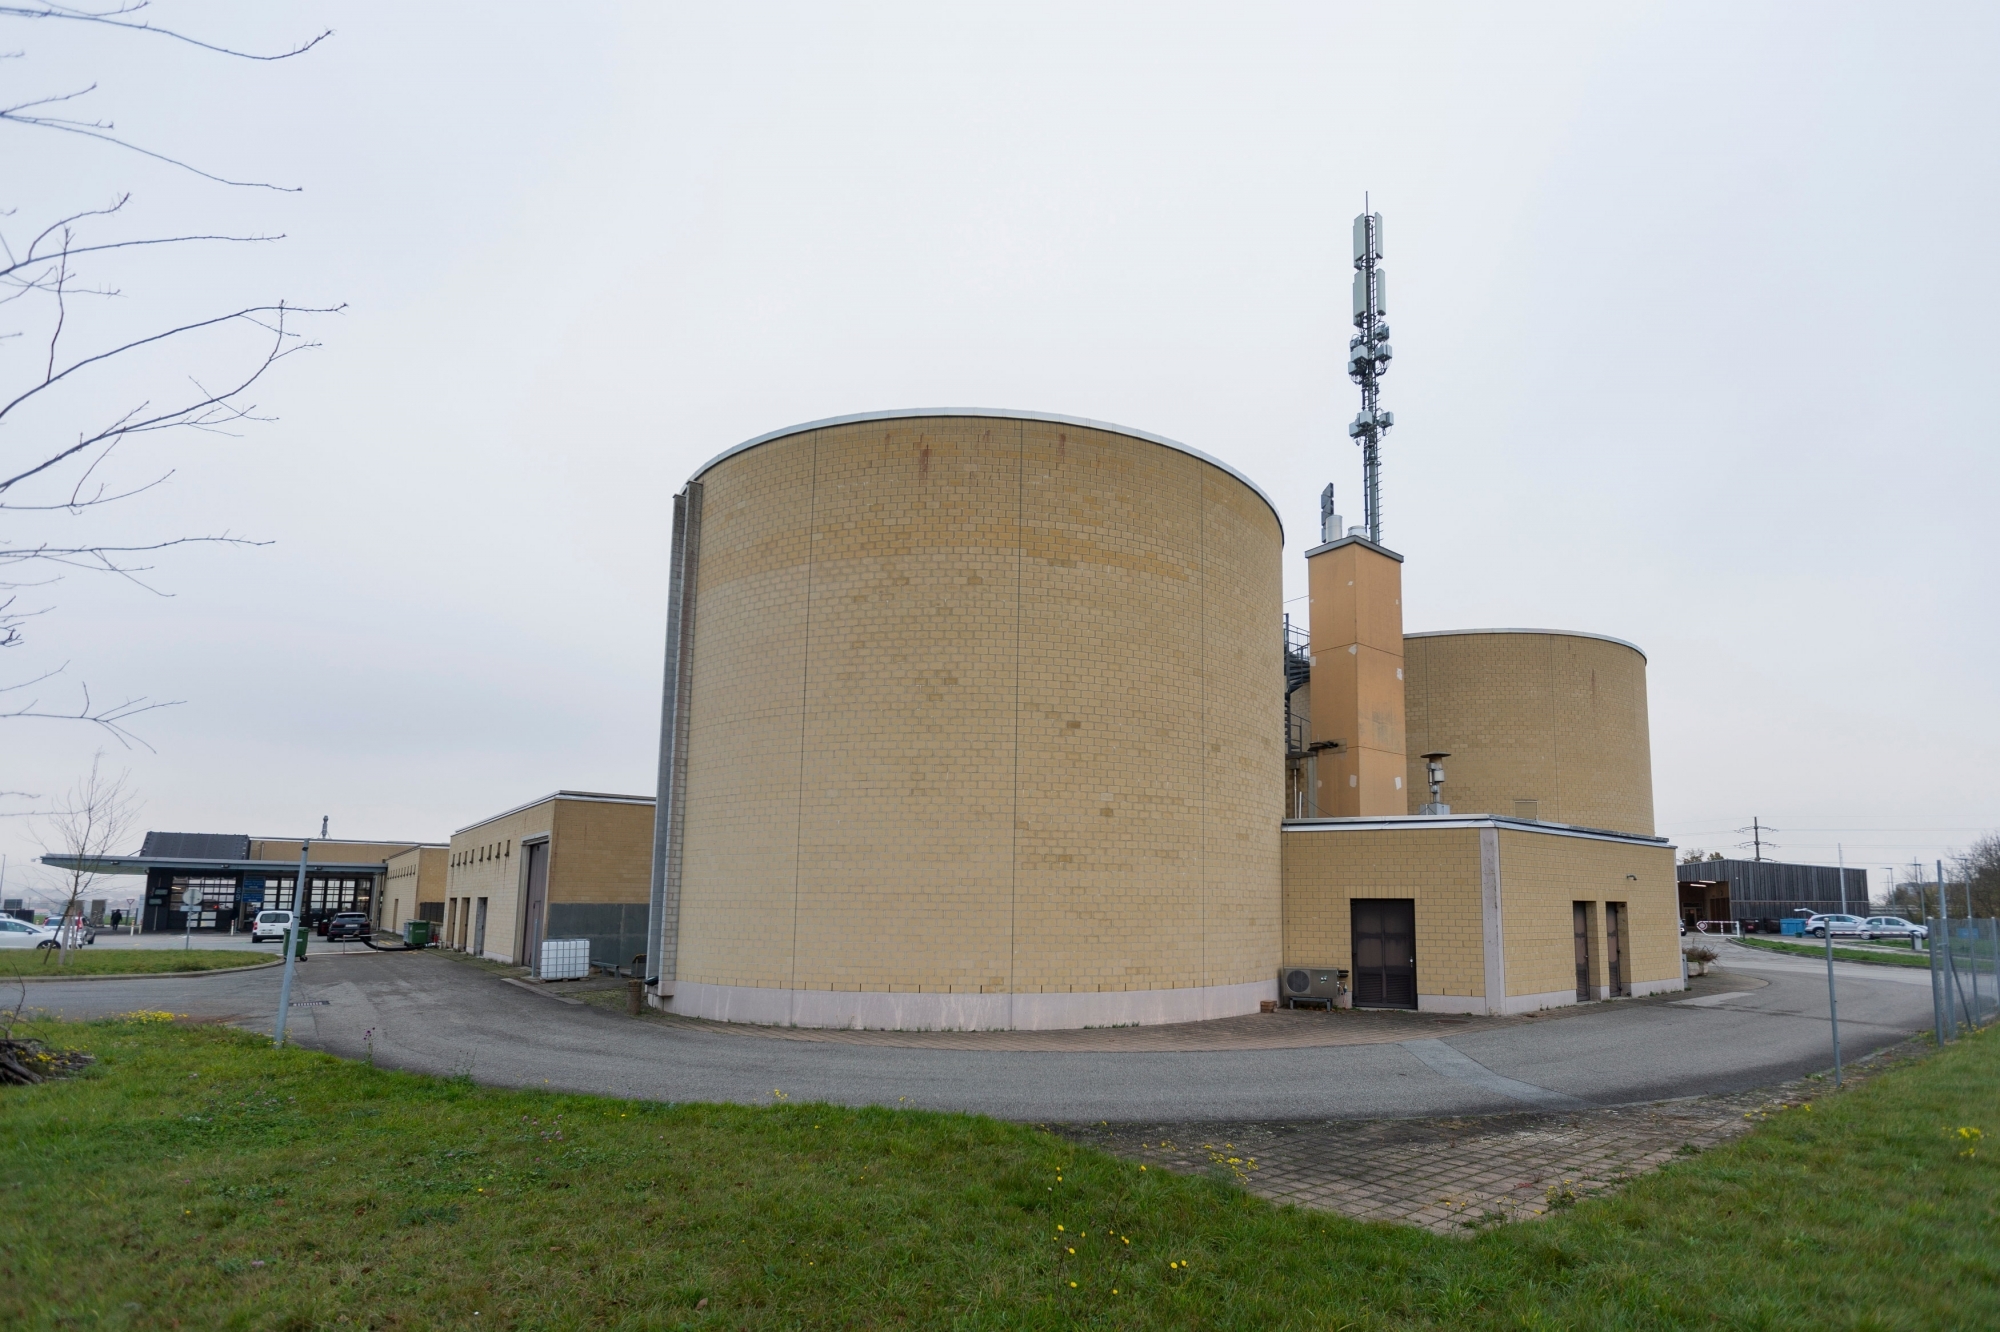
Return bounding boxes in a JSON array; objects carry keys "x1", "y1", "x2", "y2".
[
  {"x1": 0, "y1": 4, "x2": 331, "y2": 62},
  {"x1": 0, "y1": 298, "x2": 336, "y2": 441},
  {"x1": 2, "y1": 92, "x2": 303, "y2": 191},
  {"x1": 0, "y1": 6, "x2": 333, "y2": 747},
  {"x1": 1, "y1": 532, "x2": 271, "y2": 569},
  {"x1": 0, "y1": 668, "x2": 177, "y2": 749}
]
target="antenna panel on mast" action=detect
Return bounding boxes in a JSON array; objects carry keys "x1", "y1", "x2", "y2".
[
  {"x1": 1341, "y1": 203, "x2": 1394, "y2": 545},
  {"x1": 1352, "y1": 212, "x2": 1381, "y2": 262}
]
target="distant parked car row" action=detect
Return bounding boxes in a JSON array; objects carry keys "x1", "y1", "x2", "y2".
[
  {"x1": 0, "y1": 916, "x2": 97, "y2": 948},
  {"x1": 1800, "y1": 913, "x2": 1928, "y2": 941},
  {"x1": 0, "y1": 917, "x2": 57, "y2": 949},
  {"x1": 249, "y1": 909, "x2": 374, "y2": 944}
]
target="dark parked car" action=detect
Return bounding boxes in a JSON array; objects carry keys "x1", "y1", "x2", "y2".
[{"x1": 326, "y1": 912, "x2": 372, "y2": 941}]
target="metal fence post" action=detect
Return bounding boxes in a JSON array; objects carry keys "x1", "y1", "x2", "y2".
[
  {"x1": 273, "y1": 839, "x2": 309, "y2": 1047},
  {"x1": 1930, "y1": 915, "x2": 1948, "y2": 1046},
  {"x1": 1824, "y1": 915, "x2": 1842, "y2": 1088}
]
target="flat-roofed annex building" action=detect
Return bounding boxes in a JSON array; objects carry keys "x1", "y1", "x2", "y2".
[{"x1": 444, "y1": 791, "x2": 654, "y2": 971}]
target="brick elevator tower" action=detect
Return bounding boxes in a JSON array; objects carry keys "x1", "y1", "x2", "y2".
[{"x1": 1305, "y1": 532, "x2": 1407, "y2": 816}]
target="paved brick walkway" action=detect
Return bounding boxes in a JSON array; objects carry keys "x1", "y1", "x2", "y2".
[{"x1": 1055, "y1": 1036, "x2": 1930, "y2": 1232}]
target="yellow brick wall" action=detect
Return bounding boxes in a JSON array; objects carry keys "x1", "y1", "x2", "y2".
[
  {"x1": 248, "y1": 838, "x2": 425, "y2": 864},
  {"x1": 549, "y1": 800, "x2": 654, "y2": 905},
  {"x1": 447, "y1": 799, "x2": 555, "y2": 960},
  {"x1": 1494, "y1": 830, "x2": 1679, "y2": 995},
  {"x1": 443, "y1": 796, "x2": 654, "y2": 960},
  {"x1": 382, "y1": 846, "x2": 446, "y2": 932},
  {"x1": 1282, "y1": 823, "x2": 1681, "y2": 1008},
  {"x1": 1280, "y1": 825, "x2": 1488, "y2": 998},
  {"x1": 1404, "y1": 632, "x2": 1655, "y2": 835},
  {"x1": 676, "y1": 416, "x2": 1284, "y2": 999},
  {"x1": 1306, "y1": 543, "x2": 1407, "y2": 816}
]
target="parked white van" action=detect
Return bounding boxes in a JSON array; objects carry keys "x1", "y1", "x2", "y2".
[{"x1": 250, "y1": 909, "x2": 296, "y2": 943}]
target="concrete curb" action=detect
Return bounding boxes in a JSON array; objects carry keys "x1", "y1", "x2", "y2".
[
  {"x1": 501, "y1": 976, "x2": 586, "y2": 1006},
  {"x1": 4, "y1": 957, "x2": 287, "y2": 983}
]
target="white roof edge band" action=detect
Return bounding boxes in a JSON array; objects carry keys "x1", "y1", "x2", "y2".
[
  {"x1": 1403, "y1": 627, "x2": 1646, "y2": 661},
  {"x1": 451, "y1": 790, "x2": 654, "y2": 838},
  {"x1": 690, "y1": 408, "x2": 1284, "y2": 539},
  {"x1": 1281, "y1": 814, "x2": 1670, "y2": 848}
]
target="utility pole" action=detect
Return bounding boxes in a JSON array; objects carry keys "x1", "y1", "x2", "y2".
[{"x1": 273, "y1": 839, "x2": 310, "y2": 1047}]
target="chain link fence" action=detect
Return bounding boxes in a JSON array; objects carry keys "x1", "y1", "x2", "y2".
[{"x1": 1928, "y1": 916, "x2": 1998, "y2": 1043}]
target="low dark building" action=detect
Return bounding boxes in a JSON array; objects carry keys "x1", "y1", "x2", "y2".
[{"x1": 1676, "y1": 858, "x2": 1870, "y2": 929}]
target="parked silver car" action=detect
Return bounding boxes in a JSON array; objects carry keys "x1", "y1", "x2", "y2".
[
  {"x1": 1862, "y1": 915, "x2": 1929, "y2": 941},
  {"x1": 1801, "y1": 913, "x2": 1868, "y2": 939},
  {"x1": 0, "y1": 917, "x2": 58, "y2": 949}
]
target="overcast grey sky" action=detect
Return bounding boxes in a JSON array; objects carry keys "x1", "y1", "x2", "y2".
[{"x1": 4, "y1": 1, "x2": 1995, "y2": 901}]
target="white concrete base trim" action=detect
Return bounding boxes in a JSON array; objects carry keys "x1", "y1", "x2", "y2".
[
  {"x1": 1501, "y1": 987, "x2": 1581, "y2": 1014},
  {"x1": 1418, "y1": 987, "x2": 1583, "y2": 1016},
  {"x1": 666, "y1": 977, "x2": 1277, "y2": 1031},
  {"x1": 1417, "y1": 993, "x2": 1491, "y2": 1015},
  {"x1": 1630, "y1": 976, "x2": 1686, "y2": 998}
]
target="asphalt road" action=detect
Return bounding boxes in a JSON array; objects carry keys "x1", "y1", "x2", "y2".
[{"x1": 14, "y1": 941, "x2": 1933, "y2": 1121}]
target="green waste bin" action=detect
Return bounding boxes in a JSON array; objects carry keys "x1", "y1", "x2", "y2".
[
  {"x1": 292, "y1": 927, "x2": 309, "y2": 960},
  {"x1": 403, "y1": 919, "x2": 432, "y2": 949}
]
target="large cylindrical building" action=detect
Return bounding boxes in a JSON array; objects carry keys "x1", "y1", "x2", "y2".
[
  {"x1": 1401, "y1": 629, "x2": 1654, "y2": 836},
  {"x1": 652, "y1": 411, "x2": 1284, "y2": 1030}
]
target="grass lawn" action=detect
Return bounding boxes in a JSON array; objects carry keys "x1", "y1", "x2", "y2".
[
  {"x1": 0, "y1": 948, "x2": 277, "y2": 979},
  {"x1": 1734, "y1": 936, "x2": 1933, "y2": 969},
  {"x1": 1, "y1": 1019, "x2": 1994, "y2": 1331}
]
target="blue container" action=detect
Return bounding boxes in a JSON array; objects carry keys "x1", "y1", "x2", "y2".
[{"x1": 1780, "y1": 918, "x2": 1806, "y2": 936}]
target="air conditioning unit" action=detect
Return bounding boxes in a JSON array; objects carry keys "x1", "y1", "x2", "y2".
[
  {"x1": 539, "y1": 937, "x2": 590, "y2": 982},
  {"x1": 1280, "y1": 966, "x2": 1347, "y2": 1008}
]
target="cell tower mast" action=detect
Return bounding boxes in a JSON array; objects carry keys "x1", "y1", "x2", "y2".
[{"x1": 1346, "y1": 199, "x2": 1393, "y2": 544}]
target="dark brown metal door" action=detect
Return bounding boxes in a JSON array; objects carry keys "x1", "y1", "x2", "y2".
[
  {"x1": 1351, "y1": 899, "x2": 1417, "y2": 1009},
  {"x1": 1606, "y1": 901, "x2": 1628, "y2": 997},
  {"x1": 1574, "y1": 902, "x2": 1592, "y2": 1000},
  {"x1": 521, "y1": 840, "x2": 549, "y2": 971}
]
